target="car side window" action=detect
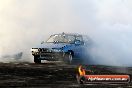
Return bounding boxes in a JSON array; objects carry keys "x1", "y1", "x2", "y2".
[
  {"x1": 75, "y1": 36, "x2": 84, "y2": 45},
  {"x1": 65, "y1": 35, "x2": 75, "y2": 43},
  {"x1": 76, "y1": 36, "x2": 83, "y2": 42}
]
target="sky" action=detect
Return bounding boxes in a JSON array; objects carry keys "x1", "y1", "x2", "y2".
[{"x1": 0, "y1": 0, "x2": 132, "y2": 66}]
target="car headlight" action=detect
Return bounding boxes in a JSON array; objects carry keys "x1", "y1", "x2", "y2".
[{"x1": 31, "y1": 48, "x2": 38, "y2": 52}]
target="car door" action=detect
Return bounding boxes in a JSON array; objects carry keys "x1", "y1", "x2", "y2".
[{"x1": 73, "y1": 36, "x2": 85, "y2": 59}]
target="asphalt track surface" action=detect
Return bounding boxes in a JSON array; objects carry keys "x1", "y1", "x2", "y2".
[{"x1": 0, "y1": 62, "x2": 132, "y2": 88}]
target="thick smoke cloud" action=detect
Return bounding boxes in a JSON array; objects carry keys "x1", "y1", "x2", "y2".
[{"x1": 0, "y1": 0, "x2": 132, "y2": 66}]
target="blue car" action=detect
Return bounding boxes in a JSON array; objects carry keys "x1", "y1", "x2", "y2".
[{"x1": 31, "y1": 32, "x2": 91, "y2": 64}]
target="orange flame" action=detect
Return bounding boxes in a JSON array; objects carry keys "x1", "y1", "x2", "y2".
[{"x1": 78, "y1": 65, "x2": 86, "y2": 76}]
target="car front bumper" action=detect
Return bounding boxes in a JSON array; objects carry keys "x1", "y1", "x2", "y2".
[{"x1": 32, "y1": 52, "x2": 64, "y2": 61}]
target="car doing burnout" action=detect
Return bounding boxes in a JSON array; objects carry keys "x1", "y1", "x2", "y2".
[{"x1": 31, "y1": 32, "x2": 91, "y2": 64}]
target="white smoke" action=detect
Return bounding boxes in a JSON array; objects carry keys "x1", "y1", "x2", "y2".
[{"x1": 0, "y1": 0, "x2": 132, "y2": 66}]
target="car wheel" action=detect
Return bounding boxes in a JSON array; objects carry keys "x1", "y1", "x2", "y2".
[
  {"x1": 34, "y1": 56, "x2": 41, "y2": 63},
  {"x1": 64, "y1": 52, "x2": 73, "y2": 64}
]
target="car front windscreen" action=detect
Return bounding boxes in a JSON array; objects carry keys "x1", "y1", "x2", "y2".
[{"x1": 46, "y1": 34, "x2": 75, "y2": 43}]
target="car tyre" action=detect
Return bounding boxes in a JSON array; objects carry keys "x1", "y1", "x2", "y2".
[
  {"x1": 34, "y1": 56, "x2": 41, "y2": 64},
  {"x1": 64, "y1": 52, "x2": 73, "y2": 64}
]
